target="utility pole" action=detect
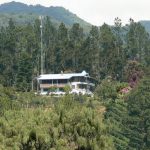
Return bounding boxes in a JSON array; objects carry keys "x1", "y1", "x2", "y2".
[{"x1": 40, "y1": 16, "x2": 44, "y2": 74}]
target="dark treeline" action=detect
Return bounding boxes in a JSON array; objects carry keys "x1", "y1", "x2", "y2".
[{"x1": 0, "y1": 17, "x2": 149, "y2": 91}]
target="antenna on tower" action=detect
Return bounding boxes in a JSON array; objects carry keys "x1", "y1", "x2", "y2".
[{"x1": 39, "y1": 16, "x2": 44, "y2": 74}]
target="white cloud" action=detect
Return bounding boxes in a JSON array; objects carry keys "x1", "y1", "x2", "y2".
[{"x1": 0, "y1": 0, "x2": 150, "y2": 25}]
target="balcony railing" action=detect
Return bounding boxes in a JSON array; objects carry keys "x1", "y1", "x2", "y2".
[{"x1": 40, "y1": 83, "x2": 68, "y2": 88}]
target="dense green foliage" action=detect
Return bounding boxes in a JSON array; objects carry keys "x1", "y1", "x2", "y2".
[
  {"x1": 125, "y1": 77, "x2": 150, "y2": 150},
  {"x1": 0, "y1": 2, "x2": 91, "y2": 32},
  {"x1": 0, "y1": 89, "x2": 115, "y2": 150},
  {"x1": 105, "y1": 100, "x2": 129, "y2": 150},
  {"x1": 0, "y1": 73, "x2": 149, "y2": 150},
  {"x1": 0, "y1": 4, "x2": 150, "y2": 149},
  {"x1": 1, "y1": 16, "x2": 149, "y2": 88},
  {"x1": 140, "y1": 21, "x2": 150, "y2": 34}
]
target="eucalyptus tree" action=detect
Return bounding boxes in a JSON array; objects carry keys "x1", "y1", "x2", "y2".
[
  {"x1": 99, "y1": 23, "x2": 117, "y2": 79},
  {"x1": 112, "y1": 18, "x2": 126, "y2": 80},
  {"x1": 0, "y1": 19, "x2": 17, "y2": 86},
  {"x1": 16, "y1": 51, "x2": 32, "y2": 92},
  {"x1": 126, "y1": 19, "x2": 150, "y2": 66},
  {"x1": 43, "y1": 16, "x2": 57, "y2": 73},
  {"x1": 56, "y1": 22, "x2": 69, "y2": 72},
  {"x1": 69, "y1": 23, "x2": 84, "y2": 72},
  {"x1": 82, "y1": 26, "x2": 100, "y2": 80}
]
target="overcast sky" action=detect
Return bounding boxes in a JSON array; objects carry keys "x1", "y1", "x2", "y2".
[{"x1": 0, "y1": 0, "x2": 150, "y2": 26}]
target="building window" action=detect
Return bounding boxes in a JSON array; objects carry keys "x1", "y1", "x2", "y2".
[
  {"x1": 41, "y1": 80, "x2": 52, "y2": 84},
  {"x1": 72, "y1": 85, "x2": 75, "y2": 89},
  {"x1": 78, "y1": 84, "x2": 87, "y2": 89},
  {"x1": 58, "y1": 79, "x2": 68, "y2": 84},
  {"x1": 71, "y1": 77, "x2": 85, "y2": 82},
  {"x1": 43, "y1": 88, "x2": 48, "y2": 92}
]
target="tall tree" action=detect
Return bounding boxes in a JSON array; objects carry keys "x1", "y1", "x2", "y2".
[
  {"x1": 0, "y1": 19, "x2": 17, "y2": 86},
  {"x1": 16, "y1": 51, "x2": 32, "y2": 91},
  {"x1": 82, "y1": 26, "x2": 100, "y2": 80},
  {"x1": 99, "y1": 23, "x2": 116, "y2": 79},
  {"x1": 126, "y1": 19, "x2": 150, "y2": 66},
  {"x1": 126, "y1": 76, "x2": 150, "y2": 149},
  {"x1": 105, "y1": 100, "x2": 129, "y2": 150},
  {"x1": 113, "y1": 18, "x2": 126, "y2": 80},
  {"x1": 43, "y1": 16, "x2": 57, "y2": 73},
  {"x1": 56, "y1": 22, "x2": 69, "y2": 72},
  {"x1": 69, "y1": 23, "x2": 84, "y2": 71}
]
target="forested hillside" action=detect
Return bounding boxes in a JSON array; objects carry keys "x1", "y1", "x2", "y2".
[
  {"x1": 0, "y1": 7, "x2": 150, "y2": 150},
  {"x1": 1, "y1": 2, "x2": 150, "y2": 34},
  {"x1": 0, "y1": 17, "x2": 149, "y2": 89},
  {"x1": 140, "y1": 20, "x2": 150, "y2": 33},
  {"x1": 0, "y1": 2, "x2": 91, "y2": 32}
]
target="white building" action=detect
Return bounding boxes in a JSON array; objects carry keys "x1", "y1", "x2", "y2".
[{"x1": 37, "y1": 71, "x2": 96, "y2": 95}]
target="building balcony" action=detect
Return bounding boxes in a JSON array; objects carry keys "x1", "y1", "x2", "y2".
[{"x1": 40, "y1": 83, "x2": 68, "y2": 88}]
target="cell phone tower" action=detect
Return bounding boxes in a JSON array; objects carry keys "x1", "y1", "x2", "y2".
[{"x1": 40, "y1": 16, "x2": 44, "y2": 74}]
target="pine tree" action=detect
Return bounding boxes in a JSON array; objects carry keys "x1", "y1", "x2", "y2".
[
  {"x1": 82, "y1": 26, "x2": 100, "y2": 80},
  {"x1": 69, "y1": 23, "x2": 84, "y2": 71},
  {"x1": 113, "y1": 18, "x2": 126, "y2": 80},
  {"x1": 126, "y1": 19, "x2": 150, "y2": 65},
  {"x1": 56, "y1": 22, "x2": 69, "y2": 72},
  {"x1": 105, "y1": 100, "x2": 130, "y2": 150},
  {"x1": 99, "y1": 23, "x2": 116, "y2": 79},
  {"x1": 0, "y1": 18, "x2": 17, "y2": 86},
  {"x1": 43, "y1": 16, "x2": 57, "y2": 73},
  {"x1": 126, "y1": 77, "x2": 150, "y2": 149},
  {"x1": 16, "y1": 52, "x2": 32, "y2": 91}
]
